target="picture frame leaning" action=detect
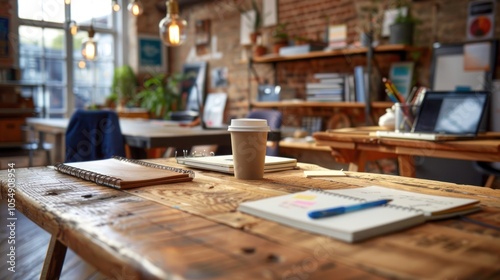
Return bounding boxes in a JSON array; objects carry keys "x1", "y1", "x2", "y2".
[{"x1": 180, "y1": 61, "x2": 207, "y2": 112}]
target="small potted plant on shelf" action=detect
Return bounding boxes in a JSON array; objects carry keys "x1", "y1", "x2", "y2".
[
  {"x1": 389, "y1": 0, "x2": 417, "y2": 45},
  {"x1": 271, "y1": 23, "x2": 289, "y2": 53}
]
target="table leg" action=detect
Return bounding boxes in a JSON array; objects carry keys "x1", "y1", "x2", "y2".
[
  {"x1": 40, "y1": 235, "x2": 67, "y2": 280},
  {"x1": 398, "y1": 155, "x2": 416, "y2": 177}
]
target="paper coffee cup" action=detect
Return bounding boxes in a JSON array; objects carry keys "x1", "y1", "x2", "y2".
[{"x1": 228, "y1": 119, "x2": 270, "y2": 179}]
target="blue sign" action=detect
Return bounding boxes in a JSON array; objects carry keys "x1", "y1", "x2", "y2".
[{"x1": 139, "y1": 37, "x2": 163, "y2": 69}]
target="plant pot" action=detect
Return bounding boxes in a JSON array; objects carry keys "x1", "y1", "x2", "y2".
[
  {"x1": 389, "y1": 22, "x2": 414, "y2": 45},
  {"x1": 360, "y1": 32, "x2": 372, "y2": 47},
  {"x1": 253, "y1": 45, "x2": 266, "y2": 57},
  {"x1": 272, "y1": 41, "x2": 288, "y2": 54}
]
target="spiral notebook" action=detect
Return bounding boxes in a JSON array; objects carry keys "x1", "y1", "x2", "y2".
[
  {"x1": 238, "y1": 186, "x2": 480, "y2": 242},
  {"x1": 54, "y1": 157, "x2": 195, "y2": 189}
]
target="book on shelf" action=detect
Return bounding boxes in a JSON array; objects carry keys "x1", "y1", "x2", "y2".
[
  {"x1": 354, "y1": 66, "x2": 368, "y2": 103},
  {"x1": 54, "y1": 157, "x2": 195, "y2": 189},
  {"x1": 176, "y1": 155, "x2": 297, "y2": 174},
  {"x1": 343, "y1": 74, "x2": 355, "y2": 102},
  {"x1": 313, "y1": 73, "x2": 344, "y2": 80},
  {"x1": 318, "y1": 77, "x2": 345, "y2": 84},
  {"x1": 306, "y1": 96, "x2": 344, "y2": 102},
  {"x1": 238, "y1": 185, "x2": 480, "y2": 243},
  {"x1": 306, "y1": 88, "x2": 344, "y2": 95},
  {"x1": 306, "y1": 83, "x2": 344, "y2": 90}
]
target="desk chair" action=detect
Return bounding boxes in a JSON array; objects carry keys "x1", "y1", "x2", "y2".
[
  {"x1": 65, "y1": 110, "x2": 126, "y2": 162},
  {"x1": 246, "y1": 109, "x2": 282, "y2": 156},
  {"x1": 473, "y1": 161, "x2": 500, "y2": 188}
]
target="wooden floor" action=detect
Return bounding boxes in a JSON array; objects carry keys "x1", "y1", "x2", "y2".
[{"x1": 0, "y1": 200, "x2": 107, "y2": 280}]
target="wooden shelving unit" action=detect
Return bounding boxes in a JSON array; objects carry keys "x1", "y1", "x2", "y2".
[
  {"x1": 251, "y1": 101, "x2": 392, "y2": 109},
  {"x1": 251, "y1": 44, "x2": 425, "y2": 64},
  {"x1": 247, "y1": 44, "x2": 427, "y2": 130}
]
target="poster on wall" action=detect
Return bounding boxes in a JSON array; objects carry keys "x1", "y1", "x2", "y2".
[
  {"x1": 195, "y1": 19, "x2": 211, "y2": 56},
  {"x1": 211, "y1": 67, "x2": 228, "y2": 88},
  {"x1": 263, "y1": 0, "x2": 277, "y2": 27},
  {"x1": 138, "y1": 36, "x2": 166, "y2": 73},
  {"x1": 240, "y1": 10, "x2": 255, "y2": 45},
  {"x1": 466, "y1": 0, "x2": 496, "y2": 41}
]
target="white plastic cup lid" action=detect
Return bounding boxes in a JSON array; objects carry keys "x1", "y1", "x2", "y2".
[{"x1": 228, "y1": 118, "x2": 270, "y2": 132}]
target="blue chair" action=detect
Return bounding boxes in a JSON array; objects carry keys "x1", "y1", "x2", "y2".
[
  {"x1": 246, "y1": 109, "x2": 282, "y2": 156},
  {"x1": 65, "y1": 110, "x2": 126, "y2": 162}
]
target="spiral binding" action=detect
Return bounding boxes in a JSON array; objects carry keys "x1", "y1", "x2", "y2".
[
  {"x1": 54, "y1": 157, "x2": 196, "y2": 189},
  {"x1": 54, "y1": 163, "x2": 122, "y2": 189},
  {"x1": 310, "y1": 188, "x2": 365, "y2": 202},
  {"x1": 310, "y1": 188, "x2": 422, "y2": 213},
  {"x1": 174, "y1": 149, "x2": 215, "y2": 164},
  {"x1": 113, "y1": 156, "x2": 195, "y2": 178}
]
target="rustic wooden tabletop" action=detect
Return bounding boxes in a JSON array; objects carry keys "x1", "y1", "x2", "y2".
[{"x1": 1, "y1": 159, "x2": 499, "y2": 279}]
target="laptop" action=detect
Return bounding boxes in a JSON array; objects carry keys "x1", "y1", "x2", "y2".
[{"x1": 374, "y1": 91, "x2": 490, "y2": 141}]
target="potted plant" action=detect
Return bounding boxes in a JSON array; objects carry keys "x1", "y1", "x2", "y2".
[
  {"x1": 389, "y1": 0, "x2": 417, "y2": 45},
  {"x1": 271, "y1": 23, "x2": 289, "y2": 53},
  {"x1": 111, "y1": 65, "x2": 137, "y2": 109},
  {"x1": 238, "y1": 0, "x2": 262, "y2": 44},
  {"x1": 134, "y1": 73, "x2": 185, "y2": 119}
]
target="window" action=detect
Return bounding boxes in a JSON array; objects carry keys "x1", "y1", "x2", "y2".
[{"x1": 17, "y1": 0, "x2": 119, "y2": 118}]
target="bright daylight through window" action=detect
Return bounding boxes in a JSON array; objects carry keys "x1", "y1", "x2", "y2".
[{"x1": 17, "y1": 0, "x2": 118, "y2": 118}]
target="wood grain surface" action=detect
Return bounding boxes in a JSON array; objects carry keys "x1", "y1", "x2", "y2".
[{"x1": 1, "y1": 160, "x2": 499, "y2": 279}]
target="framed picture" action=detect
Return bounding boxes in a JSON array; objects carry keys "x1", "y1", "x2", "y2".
[
  {"x1": 138, "y1": 35, "x2": 166, "y2": 73},
  {"x1": 389, "y1": 61, "x2": 414, "y2": 98},
  {"x1": 195, "y1": 19, "x2": 211, "y2": 56},
  {"x1": 263, "y1": 0, "x2": 278, "y2": 27},
  {"x1": 180, "y1": 61, "x2": 207, "y2": 112}
]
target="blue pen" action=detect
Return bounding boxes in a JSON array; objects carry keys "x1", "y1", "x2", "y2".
[{"x1": 308, "y1": 199, "x2": 392, "y2": 219}]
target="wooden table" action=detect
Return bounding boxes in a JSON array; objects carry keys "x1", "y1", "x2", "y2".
[
  {"x1": 26, "y1": 118, "x2": 231, "y2": 162},
  {"x1": 1, "y1": 160, "x2": 499, "y2": 279},
  {"x1": 314, "y1": 127, "x2": 500, "y2": 179}
]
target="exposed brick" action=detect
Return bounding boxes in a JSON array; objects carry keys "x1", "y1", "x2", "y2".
[{"x1": 134, "y1": 0, "x2": 500, "y2": 119}]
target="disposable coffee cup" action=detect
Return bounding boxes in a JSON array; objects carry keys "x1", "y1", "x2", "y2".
[{"x1": 228, "y1": 118, "x2": 270, "y2": 179}]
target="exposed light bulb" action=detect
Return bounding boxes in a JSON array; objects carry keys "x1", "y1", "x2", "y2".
[
  {"x1": 159, "y1": 0, "x2": 187, "y2": 46},
  {"x1": 65, "y1": 0, "x2": 71, "y2": 4},
  {"x1": 128, "y1": 0, "x2": 143, "y2": 16},
  {"x1": 69, "y1": 21, "x2": 78, "y2": 36},
  {"x1": 78, "y1": 60, "x2": 86, "y2": 69},
  {"x1": 81, "y1": 24, "x2": 97, "y2": 60},
  {"x1": 112, "y1": 0, "x2": 121, "y2": 12}
]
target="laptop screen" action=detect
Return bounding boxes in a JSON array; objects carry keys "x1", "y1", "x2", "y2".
[{"x1": 413, "y1": 91, "x2": 489, "y2": 135}]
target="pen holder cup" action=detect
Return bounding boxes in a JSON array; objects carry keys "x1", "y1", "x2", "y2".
[{"x1": 394, "y1": 103, "x2": 419, "y2": 132}]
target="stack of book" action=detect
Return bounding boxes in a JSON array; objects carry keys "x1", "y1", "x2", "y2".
[{"x1": 306, "y1": 73, "x2": 354, "y2": 102}]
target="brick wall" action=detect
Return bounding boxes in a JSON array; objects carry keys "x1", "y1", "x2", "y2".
[{"x1": 137, "y1": 0, "x2": 500, "y2": 119}]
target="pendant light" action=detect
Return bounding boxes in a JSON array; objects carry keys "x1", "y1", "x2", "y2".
[
  {"x1": 159, "y1": 0, "x2": 187, "y2": 46},
  {"x1": 81, "y1": 22, "x2": 97, "y2": 60},
  {"x1": 112, "y1": 0, "x2": 121, "y2": 12},
  {"x1": 68, "y1": 20, "x2": 78, "y2": 36},
  {"x1": 128, "y1": 0, "x2": 144, "y2": 16}
]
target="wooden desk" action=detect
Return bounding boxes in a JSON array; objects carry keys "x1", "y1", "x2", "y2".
[
  {"x1": 314, "y1": 127, "x2": 500, "y2": 179},
  {"x1": 26, "y1": 118, "x2": 231, "y2": 161},
  {"x1": 1, "y1": 160, "x2": 499, "y2": 279}
]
